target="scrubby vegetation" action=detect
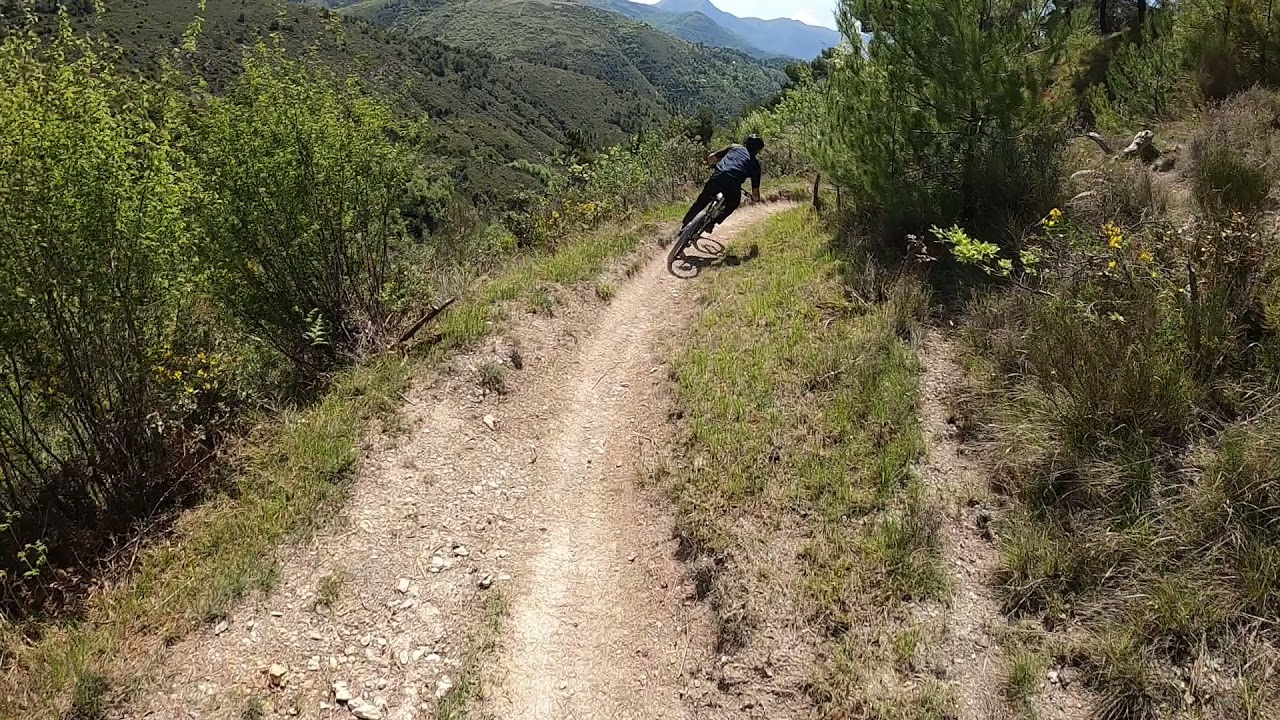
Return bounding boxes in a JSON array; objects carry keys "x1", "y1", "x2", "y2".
[
  {"x1": 770, "y1": 0, "x2": 1280, "y2": 715},
  {"x1": 665, "y1": 0, "x2": 1280, "y2": 715}
]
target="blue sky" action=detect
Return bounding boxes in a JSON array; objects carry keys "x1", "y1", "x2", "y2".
[{"x1": 638, "y1": 0, "x2": 839, "y2": 29}]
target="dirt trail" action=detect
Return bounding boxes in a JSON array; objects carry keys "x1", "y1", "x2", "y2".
[
  {"x1": 917, "y1": 331, "x2": 1006, "y2": 720},
  {"x1": 118, "y1": 203, "x2": 785, "y2": 720},
  {"x1": 918, "y1": 331, "x2": 1089, "y2": 720}
]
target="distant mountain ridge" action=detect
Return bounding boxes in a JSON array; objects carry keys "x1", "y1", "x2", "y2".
[
  {"x1": 591, "y1": 0, "x2": 840, "y2": 60},
  {"x1": 344, "y1": 0, "x2": 787, "y2": 119},
  {"x1": 581, "y1": 0, "x2": 772, "y2": 58}
]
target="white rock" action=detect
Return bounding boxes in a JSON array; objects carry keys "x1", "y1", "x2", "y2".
[
  {"x1": 453, "y1": 545, "x2": 470, "y2": 557},
  {"x1": 349, "y1": 699, "x2": 384, "y2": 720},
  {"x1": 435, "y1": 676, "x2": 454, "y2": 699},
  {"x1": 308, "y1": 629, "x2": 324, "y2": 641},
  {"x1": 333, "y1": 681, "x2": 353, "y2": 703},
  {"x1": 482, "y1": 414, "x2": 497, "y2": 431},
  {"x1": 213, "y1": 620, "x2": 229, "y2": 635},
  {"x1": 478, "y1": 573, "x2": 494, "y2": 590},
  {"x1": 397, "y1": 577, "x2": 411, "y2": 594},
  {"x1": 268, "y1": 664, "x2": 289, "y2": 686}
]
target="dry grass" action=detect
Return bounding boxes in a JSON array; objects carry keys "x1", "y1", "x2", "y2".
[
  {"x1": 0, "y1": 209, "x2": 673, "y2": 717},
  {"x1": 667, "y1": 207, "x2": 949, "y2": 716}
]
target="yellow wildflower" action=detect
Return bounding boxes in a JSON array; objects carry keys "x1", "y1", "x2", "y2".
[
  {"x1": 203, "y1": 383, "x2": 212, "y2": 391},
  {"x1": 1103, "y1": 222, "x2": 1123, "y2": 249},
  {"x1": 173, "y1": 370, "x2": 183, "y2": 380},
  {"x1": 1139, "y1": 250, "x2": 1154, "y2": 263},
  {"x1": 1108, "y1": 260, "x2": 1117, "y2": 270}
]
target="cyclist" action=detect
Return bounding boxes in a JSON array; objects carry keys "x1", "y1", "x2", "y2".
[{"x1": 681, "y1": 134, "x2": 765, "y2": 236}]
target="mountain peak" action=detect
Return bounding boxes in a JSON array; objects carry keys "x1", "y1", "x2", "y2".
[
  {"x1": 655, "y1": 0, "x2": 722, "y2": 13},
  {"x1": 655, "y1": 0, "x2": 839, "y2": 59}
]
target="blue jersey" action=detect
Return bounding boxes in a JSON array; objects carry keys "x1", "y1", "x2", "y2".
[{"x1": 712, "y1": 144, "x2": 762, "y2": 190}]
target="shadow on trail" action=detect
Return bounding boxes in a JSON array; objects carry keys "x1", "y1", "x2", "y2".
[{"x1": 668, "y1": 243, "x2": 761, "y2": 279}]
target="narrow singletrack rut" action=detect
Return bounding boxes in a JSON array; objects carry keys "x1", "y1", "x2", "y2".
[{"x1": 120, "y1": 203, "x2": 787, "y2": 720}]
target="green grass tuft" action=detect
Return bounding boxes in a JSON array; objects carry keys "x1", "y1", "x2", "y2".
[{"x1": 476, "y1": 361, "x2": 510, "y2": 395}]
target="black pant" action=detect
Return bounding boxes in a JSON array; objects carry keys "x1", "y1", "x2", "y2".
[{"x1": 682, "y1": 175, "x2": 742, "y2": 229}]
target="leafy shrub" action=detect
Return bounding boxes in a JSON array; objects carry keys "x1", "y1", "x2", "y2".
[
  {"x1": 1179, "y1": 0, "x2": 1280, "y2": 99},
  {"x1": 1075, "y1": 164, "x2": 1169, "y2": 229},
  {"x1": 821, "y1": 0, "x2": 1070, "y2": 242},
  {"x1": 736, "y1": 76, "x2": 824, "y2": 176},
  {"x1": 519, "y1": 133, "x2": 703, "y2": 246},
  {"x1": 0, "y1": 17, "x2": 208, "y2": 607},
  {"x1": 193, "y1": 47, "x2": 437, "y2": 371}
]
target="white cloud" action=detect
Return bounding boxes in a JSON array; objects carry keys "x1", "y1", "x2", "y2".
[{"x1": 637, "y1": 0, "x2": 839, "y2": 29}]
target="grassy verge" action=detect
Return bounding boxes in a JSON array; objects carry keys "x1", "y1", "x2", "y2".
[
  {"x1": 0, "y1": 212, "x2": 671, "y2": 717},
  {"x1": 666, "y1": 207, "x2": 950, "y2": 717}
]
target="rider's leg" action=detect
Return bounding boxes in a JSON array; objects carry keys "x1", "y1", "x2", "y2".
[
  {"x1": 706, "y1": 187, "x2": 742, "y2": 234},
  {"x1": 682, "y1": 178, "x2": 720, "y2": 228}
]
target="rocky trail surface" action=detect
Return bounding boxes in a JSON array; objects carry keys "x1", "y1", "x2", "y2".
[{"x1": 118, "y1": 203, "x2": 788, "y2": 720}]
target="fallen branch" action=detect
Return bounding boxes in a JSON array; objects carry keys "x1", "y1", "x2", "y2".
[
  {"x1": 1083, "y1": 131, "x2": 1114, "y2": 155},
  {"x1": 393, "y1": 297, "x2": 457, "y2": 349}
]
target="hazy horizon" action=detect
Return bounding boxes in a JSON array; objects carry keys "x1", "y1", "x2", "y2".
[{"x1": 635, "y1": 0, "x2": 839, "y2": 30}]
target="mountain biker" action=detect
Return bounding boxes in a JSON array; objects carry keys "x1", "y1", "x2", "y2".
[{"x1": 681, "y1": 134, "x2": 764, "y2": 236}]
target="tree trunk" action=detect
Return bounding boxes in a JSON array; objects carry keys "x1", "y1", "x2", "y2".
[{"x1": 1265, "y1": 0, "x2": 1275, "y2": 79}]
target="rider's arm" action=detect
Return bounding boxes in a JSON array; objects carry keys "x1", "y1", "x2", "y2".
[
  {"x1": 750, "y1": 164, "x2": 762, "y2": 203},
  {"x1": 706, "y1": 146, "x2": 731, "y2": 167}
]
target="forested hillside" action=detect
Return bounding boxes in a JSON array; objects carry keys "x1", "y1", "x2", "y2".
[
  {"x1": 342, "y1": 0, "x2": 787, "y2": 119},
  {"x1": 7, "y1": 0, "x2": 704, "y2": 202}
]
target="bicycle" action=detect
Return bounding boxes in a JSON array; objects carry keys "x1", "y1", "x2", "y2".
[{"x1": 667, "y1": 192, "x2": 725, "y2": 278}]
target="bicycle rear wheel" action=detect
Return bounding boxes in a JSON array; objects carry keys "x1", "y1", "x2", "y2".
[{"x1": 668, "y1": 194, "x2": 724, "y2": 278}]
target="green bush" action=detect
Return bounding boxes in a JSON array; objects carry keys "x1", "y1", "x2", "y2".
[
  {"x1": 193, "y1": 47, "x2": 438, "y2": 370},
  {"x1": 0, "y1": 18, "x2": 204, "y2": 597},
  {"x1": 1098, "y1": 13, "x2": 1198, "y2": 124},
  {"x1": 962, "y1": 168, "x2": 1280, "y2": 714},
  {"x1": 1179, "y1": 0, "x2": 1280, "y2": 99},
  {"x1": 821, "y1": 0, "x2": 1070, "y2": 242}
]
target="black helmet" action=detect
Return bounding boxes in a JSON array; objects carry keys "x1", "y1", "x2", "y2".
[{"x1": 744, "y1": 134, "x2": 765, "y2": 154}]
